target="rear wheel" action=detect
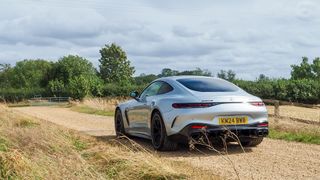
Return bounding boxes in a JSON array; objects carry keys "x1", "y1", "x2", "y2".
[
  {"x1": 115, "y1": 109, "x2": 125, "y2": 137},
  {"x1": 240, "y1": 137, "x2": 264, "y2": 147},
  {"x1": 151, "y1": 112, "x2": 178, "y2": 151}
]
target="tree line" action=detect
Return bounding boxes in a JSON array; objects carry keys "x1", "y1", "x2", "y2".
[{"x1": 0, "y1": 43, "x2": 319, "y2": 104}]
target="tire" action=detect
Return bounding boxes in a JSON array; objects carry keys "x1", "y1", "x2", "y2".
[
  {"x1": 114, "y1": 109, "x2": 125, "y2": 137},
  {"x1": 151, "y1": 111, "x2": 178, "y2": 151},
  {"x1": 240, "y1": 137, "x2": 264, "y2": 147}
]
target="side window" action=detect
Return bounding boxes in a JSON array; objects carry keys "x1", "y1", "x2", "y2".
[
  {"x1": 157, "y1": 82, "x2": 173, "y2": 95},
  {"x1": 140, "y1": 81, "x2": 162, "y2": 99}
]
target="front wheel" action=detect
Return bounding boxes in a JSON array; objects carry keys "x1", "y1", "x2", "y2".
[
  {"x1": 240, "y1": 137, "x2": 264, "y2": 147},
  {"x1": 151, "y1": 112, "x2": 178, "y2": 151}
]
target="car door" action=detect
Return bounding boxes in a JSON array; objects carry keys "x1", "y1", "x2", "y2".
[{"x1": 126, "y1": 81, "x2": 163, "y2": 135}]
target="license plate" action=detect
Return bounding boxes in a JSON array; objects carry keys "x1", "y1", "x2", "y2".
[{"x1": 218, "y1": 116, "x2": 248, "y2": 125}]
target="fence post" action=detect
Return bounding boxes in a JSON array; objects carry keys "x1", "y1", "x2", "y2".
[{"x1": 274, "y1": 100, "x2": 280, "y2": 123}]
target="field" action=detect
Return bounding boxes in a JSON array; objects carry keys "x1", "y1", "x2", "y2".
[{"x1": 2, "y1": 98, "x2": 318, "y2": 180}]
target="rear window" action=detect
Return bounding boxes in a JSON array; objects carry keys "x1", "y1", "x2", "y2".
[{"x1": 177, "y1": 78, "x2": 239, "y2": 92}]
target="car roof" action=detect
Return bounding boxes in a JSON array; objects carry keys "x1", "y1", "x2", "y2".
[{"x1": 156, "y1": 75, "x2": 222, "y2": 82}]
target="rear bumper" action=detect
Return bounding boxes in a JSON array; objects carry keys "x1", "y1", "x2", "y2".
[{"x1": 169, "y1": 122, "x2": 269, "y2": 142}]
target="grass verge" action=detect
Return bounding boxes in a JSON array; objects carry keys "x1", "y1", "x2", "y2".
[
  {"x1": 268, "y1": 127, "x2": 320, "y2": 145},
  {"x1": 0, "y1": 104, "x2": 219, "y2": 179},
  {"x1": 70, "y1": 105, "x2": 114, "y2": 116}
]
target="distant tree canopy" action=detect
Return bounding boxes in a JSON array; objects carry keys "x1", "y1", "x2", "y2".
[
  {"x1": 159, "y1": 67, "x2": 212, "y2": 77},
  {"x1": 0, "y1": 45, "x2": 319, "y2": 104},
  {"x1": 217, "y1": 70, "x2": 236, "y2": 81},
  {"x1": 8, "y1": 59, "x2": 53, "y2": 89},
  {"x1": 99, "y1": 43, "x2": 135, "y2": 84},
  {"x1": 291, "y1": 57, "x2": 320, "y2": 80}
]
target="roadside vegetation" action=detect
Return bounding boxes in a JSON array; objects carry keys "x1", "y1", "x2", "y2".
[
  {"x1": 0, "y1": 104, "x2": 219, "y2": 179},
  {"x1": 0, "y1": 42, "x2": 319, "y2": 104},
  {"x1": 269, "y1": 127, "x2": 320, "y2": 145},
  {"x1": 70, "y1": 105, "x2": 114, "y2": 116}
]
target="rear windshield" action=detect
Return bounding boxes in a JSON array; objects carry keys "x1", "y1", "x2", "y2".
[{"x1": 177, "y1": 78, "x2": 239, "y2": 92}]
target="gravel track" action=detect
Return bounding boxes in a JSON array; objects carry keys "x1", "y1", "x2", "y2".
[{"x1": 13, "y1": 106, "x2": 320, "y2": 180}]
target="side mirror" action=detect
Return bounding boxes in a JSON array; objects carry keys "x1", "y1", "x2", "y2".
[{"x1": 129, "y1": 91, "x2": 139, "y2": 100}]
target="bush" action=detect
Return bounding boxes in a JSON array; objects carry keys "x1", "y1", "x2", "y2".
[
  {"x1": 0, "y1": 88, "x2": 49, "y2": 102},
  {"x1": 234, "y1": 79, "x2": 320, "y2": 104},
  {"x1": 102, "y1": 83, "x2": 145, "y2": 97}
]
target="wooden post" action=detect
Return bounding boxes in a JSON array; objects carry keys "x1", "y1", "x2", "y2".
[{"x1": 274, "y1": 100, "x2": 280, "y2": 123}]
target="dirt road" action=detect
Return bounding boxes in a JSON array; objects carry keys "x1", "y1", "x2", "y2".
[{"x1": 13, "y1": 106, "x2": 320, "y2": 180}]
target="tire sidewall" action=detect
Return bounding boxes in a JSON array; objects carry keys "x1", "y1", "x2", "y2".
[
  {"x1": 115, "y1": 109, "x2": 125, "y2": 136},
  {"x1": 151, "y1": 112, "x2": 166, "y2": 150}
]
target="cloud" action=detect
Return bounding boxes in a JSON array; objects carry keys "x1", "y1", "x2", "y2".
[{"x1": 0, "y1": 0, "x2": 319, "y2": 80}]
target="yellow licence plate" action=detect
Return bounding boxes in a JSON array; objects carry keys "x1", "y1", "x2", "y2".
[{"x1": 218, "y1": 116, "x2": 248, "y2": 125}]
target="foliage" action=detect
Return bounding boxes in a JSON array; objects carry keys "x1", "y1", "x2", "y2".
[
  {"x1": 68, "y1": 75, "x2": 92, "y2": 100},
  {"x1": 217, "y1": 70, "x2": 236, "y2": 81},
  {"x1": 0, "y1": 88, "x2": 48, "y2": 102},
  {"x1": 48, "y1": 79, "x2": 65, "y2": 96},
  {"x1": 0, "y1": 49, "x2": 319, "y2": 103},
  {"x1": 234, "y1": 78, "x2": 320, "y2": 104},
  {"x1": 54, "y1": 55, "x2": 97, "y2": 83},
  {"x1": 5, "y1": 59, "x2": 53, "y2": 88},
  {"x1": 99, "y1": 43, "x2": 135, "y2": 84},
  {"x1": 159, "y1": 67, "x2": 212, "y2": 77},
  {"x1": 291, "y1": 57, "x2": 320, "y2": 79},
  {"x1": 102, "y1": 83, "x2": 145, "y2": 97}
]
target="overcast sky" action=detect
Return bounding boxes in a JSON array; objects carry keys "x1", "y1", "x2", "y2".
[{"x1": 0, "y1": 0, "x2": 319, "y2": 79}]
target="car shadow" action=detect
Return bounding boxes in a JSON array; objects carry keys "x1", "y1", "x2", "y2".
[{"x1": 94, "y1": 135, "x2": 253, "y2": 157}]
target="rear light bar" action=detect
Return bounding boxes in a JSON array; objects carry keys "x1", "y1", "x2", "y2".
[
  {"x1": 249, "y1": 101, "x2": 265, "y2": 106},
  {"x1": 172, "y1": 102, "x2": 240, "y2": 108},
  {"x1": 172, "y1": 103, "x2": 214, "y2": 108},
  {"x1": 191, "y1": 125, "x2": 207, "y2": 129},
  {"x1": 258, "y1": 123, "x2": 268, "y2": 127}
]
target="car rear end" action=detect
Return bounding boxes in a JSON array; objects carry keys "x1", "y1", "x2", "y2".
[{"x1": 164, "y1": 77, "x2": 268, "y2": 143}]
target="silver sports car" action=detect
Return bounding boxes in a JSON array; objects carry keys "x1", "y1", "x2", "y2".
[{"x1": 115, "y1": 76, "x2": 268, "y2": 151}]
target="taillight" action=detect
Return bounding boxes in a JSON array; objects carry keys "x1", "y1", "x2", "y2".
[
  {"x1": 250, "y1": 101, "x2": 265, "y2": 106},
  {"x1": 191, "y1": 125, "x2": 207, "y2": 129},
  {"x1": 258, "y1": 123, "x2": 268, "y2": 127},
  {"x1": 172, "y1": 103, "x2": 213, "y2": 108}
]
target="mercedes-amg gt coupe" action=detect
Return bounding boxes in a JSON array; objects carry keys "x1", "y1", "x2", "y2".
[{"x1": 115, "y1": 76, "x2": 268, "y2": 151}]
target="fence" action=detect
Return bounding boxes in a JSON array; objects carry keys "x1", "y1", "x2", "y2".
[{"x1": 264, "y1": 99, "x2": 320, "y2": 125}]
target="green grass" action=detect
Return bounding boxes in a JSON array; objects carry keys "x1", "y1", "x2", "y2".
[
  {"x1": 268, "y1": 128, "x2": 320, "y2": 145},
  {"x1": 0, "y1": 137, "x2": 9, "y2": 152},
  {"x1": 72, "y1": 138, "x2": 88, "y2": 151},
  {"x1": 70, "y1": 105, "x2": 114, "y2": 116}
]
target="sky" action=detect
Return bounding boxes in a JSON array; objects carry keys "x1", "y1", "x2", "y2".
[{"x1": 0, "y1": 0, "x2": 319, "y2": 80}]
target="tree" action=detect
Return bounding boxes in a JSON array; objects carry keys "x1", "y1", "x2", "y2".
[
  {"x1": 48, "y1": 79, "x2": 65, "y2": 97},
  {"x1": 68, "y1": 75, "x2": 91, "y2": 100},
  {"x1": 99, "y1": 43, "x2": 135, "y2": 84},
  {"x1": 217, "y1": 69, "x2": 236, "y2": 81},
  {"x1": 311, "y1": 57, "x2": 320, "y2": 79},
  {"x1": 134, "y1": 74, "x2": 158, "y2": 85},
  {"x1": 160, "y1": 68, "x2": 178, "y2": 77},
  {"x1": 0, "y1": 63, "x2": 11, "y2": 72},
  {"x1": 54, "y1": 55, "x2": 98, "y2": 84},
  {"x1": 0, "y1": 63, "x2": 12, "y2": 88},
  {"x1": 178, "y1": 68, "x2": 212, "y2": 76},
  {"x1": 9, "y1": 59, "x2": 53, "y2": 88},
  {"x1": 217, "y1": 70, "x2": 227, "y2": 80},
  {"x1": 226, "y1": 70, "x2": 236, "y2": 81},
  {"x1": 257, "y1": 74, "x2": 269, "y2": 81},
  {"x1": 54, "y1": 55, "x2": 103, "y2": 99},
  {"x1": 291, "y1": 57, "x2": 314, "y2": 79}
]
